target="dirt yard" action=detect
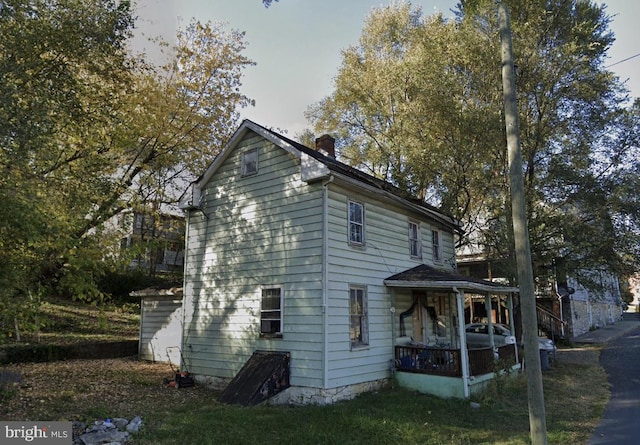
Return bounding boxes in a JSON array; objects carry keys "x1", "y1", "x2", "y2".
[{"x1": 0, "y1": 357, "x2": 217, "y2": 422}]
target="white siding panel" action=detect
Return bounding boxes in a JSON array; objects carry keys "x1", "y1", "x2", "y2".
[{"x1": 139, "y1": 297, "x2": 183, "y2": 364}]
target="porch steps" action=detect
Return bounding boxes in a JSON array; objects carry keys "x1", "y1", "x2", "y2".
[
  {"x1": 536, "y1": 302, "x2": 566, "y2": 340},
  {"x1": 219, "y1": 350, "x2": 290, "y2": 406}
]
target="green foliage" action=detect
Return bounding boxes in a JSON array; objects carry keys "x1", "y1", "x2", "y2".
[
  {"x1": 0, "y1": 1, "x2": 254, "y2": 339},
  {"x1": 307, "y1": 0, "x2": 640, "y2": 281}
]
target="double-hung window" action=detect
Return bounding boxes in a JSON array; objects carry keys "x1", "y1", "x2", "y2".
[
  {"x1": 432, "y1": 229, "x2": 442, "y2": 262},
  {"x1": 409, "y1": 220, "x2": 421, "y2": 258},
  {"x1": 260, "y1": 287, "x2": 282, "y2": 337},
  {"x1": 348, "y1": 200, "x2": 364, "y2": 245},
  {"x1": 241, "y1": 148, "x2": 258, "y2": 176},
  {"x1": 349, "y1": 285, "x2": 368, "y2": 347}
]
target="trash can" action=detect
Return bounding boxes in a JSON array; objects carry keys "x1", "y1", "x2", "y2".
[{"x1": 540, "y1": 349, "x2": 550, "y2": 371}]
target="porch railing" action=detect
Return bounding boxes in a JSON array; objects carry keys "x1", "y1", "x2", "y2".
[
  {"x1": 394, "y1": 345, "x2": 462, "y2": 377},
  {"x1": 467, "y1": 344, "x2": 517, "y2": 376},
  {"x1": 395, "y1": 343, "x2": 518, "y2": 378}
]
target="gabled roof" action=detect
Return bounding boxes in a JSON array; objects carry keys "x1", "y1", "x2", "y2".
[
  {"x1": 182, "y1": 119, "x2": 460, "y2": 232},
  {"x1": 384, "y1": 264, "x2": 519, "y2": 294}
]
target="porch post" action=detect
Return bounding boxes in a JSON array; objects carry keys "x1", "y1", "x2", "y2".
[
  {"x1": 454, "y1": 287, "x2": 470, "y2": 398},
  {"x1": 390, "y1": 288, "x2": 397, "y2": 364},
  {"x1": 507, "y1": 293, "x2": 519, "y2": 363},
  {"x1": 485, "y1": 294, "x2": 495, "y2": 348}
]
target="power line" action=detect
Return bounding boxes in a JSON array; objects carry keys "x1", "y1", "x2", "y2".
[{"x1": 606, "y1": 52, "x2": 640, "y2": 68}]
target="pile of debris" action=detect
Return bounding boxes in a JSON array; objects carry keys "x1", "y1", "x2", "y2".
[{"x1": 73, "y1": 417, "x2": 142, "y2": 445}]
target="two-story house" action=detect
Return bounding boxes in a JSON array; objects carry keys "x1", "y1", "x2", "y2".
[{"x1": 178, "y1": 120, "x2": 519, "y2": 404}]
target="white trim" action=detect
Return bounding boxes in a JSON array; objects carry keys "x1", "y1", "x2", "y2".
[
  {"x1": 408, "y1": 219, "x2": 422, "y2": 259},
  {"x1": 347, "y1": 199, "x2": 365, "y2": 246},
  {"x1": 260, "y1": 286, "x2": 283, "y2": 337},
  {"x1": 349, "y1": 284, "x2": 368, "y2": 348},
  {"x1": 241, "y1": 147, "x2": 259, "y2": 176},
  {"x1": 322, "y1": 175, "x2": 333, "y2": 388},
  {"x1": 431, "y1": 229, "x2": 442, "y2": 262}
]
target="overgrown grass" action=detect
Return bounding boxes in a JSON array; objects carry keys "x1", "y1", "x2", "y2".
[
  {"x1": 136, "y1": 354, "x2": 608, "y2": 445},
  {"x1": 1, "y1": 300, "x2": 608, "y2": 444},
  {"x1": 17, "y1": 298, "x2": 139, "y2": 345}
]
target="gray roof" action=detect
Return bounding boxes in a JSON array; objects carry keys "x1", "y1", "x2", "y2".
[
  {"x1": 254, "y1": 121, "x2": 461, "y2": 233},
  {"x1": 182, "y1": 120, "x2": 460, "y2": 232},
  {"x1": 384, "y1": 264, "x2": 519, "y2": 294}
]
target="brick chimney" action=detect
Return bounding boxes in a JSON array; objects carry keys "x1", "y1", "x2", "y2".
[{"x1": 315, "y1": 134, "x2": 335, "y2": 158}]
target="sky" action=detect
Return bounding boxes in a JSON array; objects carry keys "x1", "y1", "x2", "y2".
[{"x1": 133, "y1": 0, "x2": 640, "y2": 137}]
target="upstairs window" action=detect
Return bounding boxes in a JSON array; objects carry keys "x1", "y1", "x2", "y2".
[
  {"x1": 260, "y1": 287, "x2": 282, "y2": 337},
  {"x1": 241, "y1": 148, "x2": 258, "y2": 176},
  {"x1": 349, "y1": 285, "x2": 368, "y2": 347},
  {"x1": 348, "y1": 200, "x2": 364, "y2": 245},
  {"x1": 409, "y1": 220, "x2": 421, "y2": 258},
  {"x1": 432, "y1": 229, "x2": 442, "y2": 262}
]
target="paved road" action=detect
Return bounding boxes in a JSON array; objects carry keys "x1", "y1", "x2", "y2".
[{"x1": 588, "y1": 324, "x2": 640, "y2": 444}]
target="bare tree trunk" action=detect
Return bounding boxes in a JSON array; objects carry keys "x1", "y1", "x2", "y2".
[
  {"x1": 498, "y1": 2, "x2": 548, "y2": 444},
  {"x1": 14, "y1": 317, "x2": 20, "y2": 343}
]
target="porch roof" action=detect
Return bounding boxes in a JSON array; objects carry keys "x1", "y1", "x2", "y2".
[{"x1": 383, "y1": 264, "x2": 519, "y2": 295}]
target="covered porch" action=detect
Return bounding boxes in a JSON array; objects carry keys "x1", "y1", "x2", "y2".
[{"x1": 384, "y1": 264, "x2": 520, "y2": 399}]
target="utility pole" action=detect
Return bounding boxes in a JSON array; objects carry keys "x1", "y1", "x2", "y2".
[{"x1": 497, "y1": 2, "x2": 548, "y2": 445}]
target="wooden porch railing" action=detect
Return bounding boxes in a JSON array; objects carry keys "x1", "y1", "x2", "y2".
[{"x1": 395, "y1": 343, "x2": 517, "y2": 377}]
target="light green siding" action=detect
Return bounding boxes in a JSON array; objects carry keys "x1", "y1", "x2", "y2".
[
  {"x1": 182, "y1": 131, "x2": 325, "y2": 388},
  {"x1": 324, "y1": 185, "x2": 457, "y2": 389},
  {"x1": 182, "y1": 127, "x2": 459, "y2": 395}
]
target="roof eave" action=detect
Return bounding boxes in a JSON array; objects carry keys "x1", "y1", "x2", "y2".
[
  {"x1": 329, "y1": 171, "x2": 461, "y2": 232},
  {"x1": 383, "y1": 279, "x2": 519, "y2": 294}
]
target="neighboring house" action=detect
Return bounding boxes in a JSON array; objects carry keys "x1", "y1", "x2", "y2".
[
  {"x1": 117, "y1": 210, "x2": 185, "y2": 274},
  {"x1": 457, "y1": 250, "x2": 624, "y2": 340},
  {"x1": 177, "y1": 120, "x2": 520, "y2": 404},
  {"x1": 542, "y1": 267, "x2": 623, "y2": 338}
]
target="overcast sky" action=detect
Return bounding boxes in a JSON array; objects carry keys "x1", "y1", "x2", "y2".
[{"x1": 133, "y1": 0, "x2": 640, "y2": 136}]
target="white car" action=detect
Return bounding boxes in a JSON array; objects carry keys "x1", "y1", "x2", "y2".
[
  {"x1": 465, "y1": 323, "x2": 516, "y2": 349},
  {"x1": 465, "y1": 323, "x2": 556, "y2": 352}
]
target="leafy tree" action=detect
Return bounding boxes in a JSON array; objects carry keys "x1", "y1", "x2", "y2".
[
  {"x1": 0, "y1": 1, "x2": 254, "y2": 340},
  {"x1": 307, "y1": 0, "x2": 639, "y2": 284}
]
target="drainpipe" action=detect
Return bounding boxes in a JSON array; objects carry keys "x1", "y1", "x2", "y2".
[
  {"x1": 322, "y1": 175, "x2": 334, "y2": 389},
  {"x1": 453, "y1": 287, "x2": 470, "y2": 398}
]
